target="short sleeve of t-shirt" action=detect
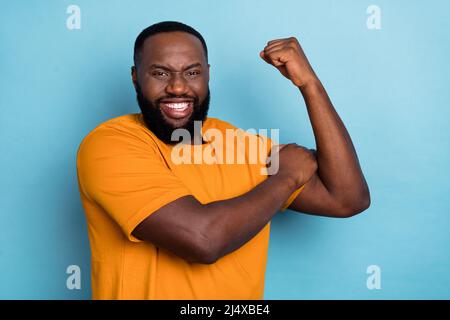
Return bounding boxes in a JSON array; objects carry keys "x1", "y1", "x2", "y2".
[
  {"x1": 257, "y1": 134, "x2": 305, "y2": 212},
  {"x1": 76, "y1": 125, "x2": 192, "y2": 242}
]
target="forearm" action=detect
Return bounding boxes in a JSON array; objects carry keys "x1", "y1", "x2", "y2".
[
  {"x1": 133, "y1": 166, "x2": 304, "y2": 264},
  {"x1": 300, "y1": 79, "x2": 369, "y2": 203},
  {"x1": 201, "y1": 174, "x2": 297, "y2": 262}
]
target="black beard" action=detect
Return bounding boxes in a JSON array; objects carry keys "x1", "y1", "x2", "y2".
[{"x1": 135, "y1": 84, "x2": 210, "y2": 145}]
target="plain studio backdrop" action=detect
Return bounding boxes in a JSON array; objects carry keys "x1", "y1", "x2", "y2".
[{"x1": 1, "y1": 0, "x2": 449, "y2": 299}]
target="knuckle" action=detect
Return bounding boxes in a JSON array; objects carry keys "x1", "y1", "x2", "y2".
[{"x1": 287, "y1": 46, "x2": 296, "y2": 53}]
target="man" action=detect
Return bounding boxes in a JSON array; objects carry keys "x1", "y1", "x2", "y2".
[{"x1": 76, "y1": 21, "x2": 370, "y2": 299}]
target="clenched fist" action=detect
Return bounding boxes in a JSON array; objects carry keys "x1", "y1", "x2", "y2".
[
  {"x1": 260, "y1": 37, "x2": 318, "y2": 89},
  {"x1": 269, "y1": 143, "x2": 318, "y2": 188}
]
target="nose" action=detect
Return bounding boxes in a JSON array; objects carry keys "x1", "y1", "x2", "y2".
[{"x1": 165, "y1": 72, "x2": 189, "y2": 96}]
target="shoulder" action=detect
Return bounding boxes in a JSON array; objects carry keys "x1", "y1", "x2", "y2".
[
  {"x1": 83, "y1": 113, "x2": 149, "y2": 139},
  {"x1": 77, "y1": 113, "x2": 157, "y2": 161},
  {"x1": 203, "y1": 117, "x2": 273, "y2": 151},
  {"x1": 204, "y1": 117, "x2": 265, "y2": 138},
  {"x1": 203, "y1": 117, "x2": 239, "y2": 131}
]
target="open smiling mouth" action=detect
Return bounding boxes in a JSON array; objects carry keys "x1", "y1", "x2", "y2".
[{"x1": 159, "y1": 101, "x2": 194, "y2": 120}]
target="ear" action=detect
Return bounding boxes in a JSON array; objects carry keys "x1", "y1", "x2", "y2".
[
  {"x1": 131, "y1": 66, "x2": 137, "y2": 90},
  {"x1": 206, "y1": 63, "x2": 210, "y2": 82}
]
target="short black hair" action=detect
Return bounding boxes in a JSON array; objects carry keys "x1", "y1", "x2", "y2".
[{"x1": 133, "y1": 21, "x2": 208, "y2": 67}]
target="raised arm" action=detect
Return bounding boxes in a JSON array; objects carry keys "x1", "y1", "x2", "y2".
[
  {"x1": 260, "y1": 37, "x2": 370, "y2": 217},
  {"x1": 132, "y1": 144, "x2": 317, "y2": 264}
]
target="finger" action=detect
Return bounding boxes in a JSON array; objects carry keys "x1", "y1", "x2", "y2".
[
  {"x1": 266, "y1": 41, "x2": 300, "y2": 56},
  {"x1": 270, "y1": 144, "x2": 283, "y2": 154},
  {"x1": 267, "y1": 38, "x2": 291, "y2": 46},
  {"x1": 271, "y1": 143, "x2": 287, "y2": 155},
  {"x1": 260, "y1": 50, "x2": 283, "y2": 67},
  {"x1": 266, "y1": 43, "x2": 284, "y2": 53},
  {"x1": 264, "y1": 42, "x2": 285, "y2": 54},
  {"x1": 281, "y1": 143, "x2": 297, "y2": 149},
  {"x1": 266, "y1": 39, "x2": 300, "y2": 56},
  {"x1": 266, "y1": 37, "x2": 296, "y2": 48},
  {"x1": 268, "y1": 143, "x2": 289, "y2": 158},
  {"x1": 259, "y1": 50, "x2": 272, "y2": 64},
  {"x1": 262, "y1": 48, "x2": 287, "y2": 66}
]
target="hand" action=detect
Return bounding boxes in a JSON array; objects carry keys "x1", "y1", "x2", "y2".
[
  {"x1": 260, "y1": 37, "x2": 318, "y2": 89},
  {"x1": 271, "y1": 143, "x2": 318, "y2": 188}
]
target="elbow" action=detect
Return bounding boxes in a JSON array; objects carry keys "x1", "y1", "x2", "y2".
[
  {"x1": 198, "y1": 251, "x2": 220, "y2": 265},
  {"x1": 192, "y1": 244, "x2": 220, "y2": 265},
  {"x1": 336, "y1": 189, "x2": 371, "y2": 218},
  {"x1": 199, "y1": 233, "x2": 224, "y2": 264},
  {"x1": 182, "y1": 242, "x2": 218, "y2": 265},
  {"x1": 189, "y1": 229, "x2": 222, "y2": 265},
  {"x1": 181, "y1": 206, "x2": 224, "y2": 265}
]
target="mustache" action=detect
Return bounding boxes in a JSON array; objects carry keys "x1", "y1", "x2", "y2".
[{"x1": 134, "y1": 83, "x2": 197, "y2": 106}]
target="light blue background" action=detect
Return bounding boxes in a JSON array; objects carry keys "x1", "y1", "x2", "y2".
[{"x1": 1, "y1": 0, "x2": 449, "y2": 299}]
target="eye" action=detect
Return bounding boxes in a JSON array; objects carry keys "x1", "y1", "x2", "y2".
[
  {"x1": 152, "y1": 70, "x2": 169, "y2": 78},
  {"x1": 185, "y1": 70, "x2": 201, "y2": 77}
]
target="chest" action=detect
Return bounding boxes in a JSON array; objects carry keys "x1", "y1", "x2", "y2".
[{"x1": 163, "y1": 143, "x2": 268, "y2": 203}]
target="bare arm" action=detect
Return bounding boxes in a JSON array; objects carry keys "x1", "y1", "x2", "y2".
[
  {"x1": 133, "y1": 144, "x2": 317, "y2": 264},
  {"x1": 260, "y1": 37, "x2": 370, "y2": 217},
  {"x1": 289, "y1": 80, "x2": 370, "y2": 217}
]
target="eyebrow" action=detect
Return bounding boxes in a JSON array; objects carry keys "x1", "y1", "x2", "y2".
[{"x1": 149, "y1": 62, "x2": 202, "y2": 71}]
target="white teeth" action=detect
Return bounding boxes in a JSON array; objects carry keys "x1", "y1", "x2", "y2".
[{"x1": 165, "y1": 102, "x2": 190, "y2": 110}]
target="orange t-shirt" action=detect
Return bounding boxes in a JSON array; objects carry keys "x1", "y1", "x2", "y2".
[{"x1": 76, "y1": 114, "x2": 303, "y2": 299}]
